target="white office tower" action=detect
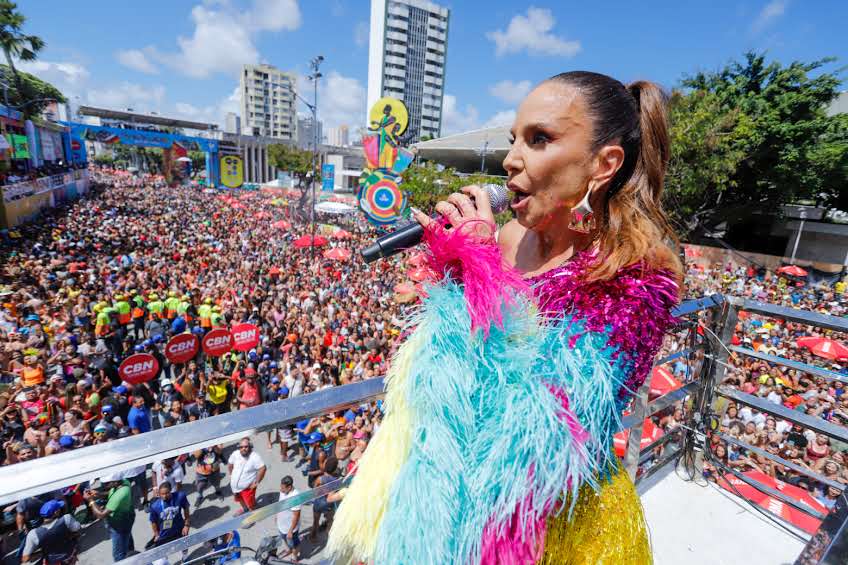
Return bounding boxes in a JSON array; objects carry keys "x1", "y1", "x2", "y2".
[
  {"x1": 240, "y1": 63, "x2": 297, "y2": 140},
  {"x1": 224, "y1": 112, "x2": 241, "y2": 134},
  {"x1": 368, "y1": 0, "x2": 449, "y2": 142},
  {"x1": 326, "y1": 125, "x2": 350, "y2": 147}
]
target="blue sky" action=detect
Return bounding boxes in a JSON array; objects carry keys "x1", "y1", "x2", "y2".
[{"x1": 19, "y1": 0, "x2": 848, "y2": 135}]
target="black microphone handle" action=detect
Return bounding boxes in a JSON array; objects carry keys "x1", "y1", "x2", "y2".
[{"x1": 360, "y1": 220, "x2": 426, "y2": 263}]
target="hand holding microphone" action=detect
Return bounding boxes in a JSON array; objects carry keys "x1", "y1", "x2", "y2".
[{"x1": 360, "y1": 184, "x2": 509, "y2": 263}]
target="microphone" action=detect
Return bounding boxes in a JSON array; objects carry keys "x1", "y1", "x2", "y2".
[{"x1": 360, "y1": 183, "x2": 509, "y2": 263}]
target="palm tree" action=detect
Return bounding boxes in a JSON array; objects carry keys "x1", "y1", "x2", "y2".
[{"x1": 0, "y1": 1, "x2": 44, "y2": 104}]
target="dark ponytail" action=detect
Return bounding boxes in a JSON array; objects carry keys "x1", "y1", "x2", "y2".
[{"x1": 547, "y1": 72, "x2": 681, "y2": 282}]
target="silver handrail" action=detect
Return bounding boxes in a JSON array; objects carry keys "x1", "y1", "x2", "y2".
[{"x1": 0, "y1": 378, "x2": 385, "y2": 504}]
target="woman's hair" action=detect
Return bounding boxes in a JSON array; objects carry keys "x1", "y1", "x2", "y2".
[{"x1": 547, "y1": 71, "x2": 682, "y2": 281}]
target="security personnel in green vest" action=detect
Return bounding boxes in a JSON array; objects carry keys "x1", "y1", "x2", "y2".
[
  {"x1": 210, "y1": 305, "x2": 225, "y2": 328},
  {"x1": 131, "y1": 289, "x2": 146, "y2": 339},
  {"x1": 177, "y1": 295, "x2": 192, "y2": 324},
  {"x1": 163, "y1": 291, "x2": 180, "y2": 321},
  {"x1": 114, "y1": 294, "x2": 132, "y2": 326},
  {"x1": 198, "y1": 298, "x2": 213, "y2": 332},
  {"x1": 147, "y1": 293, "x2": 165, "y2": 320},
  {"x1": 94, "y1": 303, "x2": 111, "y2": 337}
]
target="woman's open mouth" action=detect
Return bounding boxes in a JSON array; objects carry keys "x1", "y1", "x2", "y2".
[{"x1": 510, "y1": 188, "x2": 530, "y2": 210}]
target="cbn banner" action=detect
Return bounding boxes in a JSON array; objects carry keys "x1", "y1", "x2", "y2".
[
  {"x1": 65, "y1": 123, "x2": 219, "y2": 153},
  {"x1": 220, "y1": 155, "x2": 244, "y2": 188}
]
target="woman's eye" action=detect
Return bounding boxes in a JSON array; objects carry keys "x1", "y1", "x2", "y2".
[
  {"x1": 507, "y1": 137, "x2": 515, "y2": 145},
  {"x1": 531, "y1": 133, "x2": 549, "y2": 145}
]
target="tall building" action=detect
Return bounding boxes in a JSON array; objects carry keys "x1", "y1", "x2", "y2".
[
  {"x1": 326, "y1": 125, "x2": 350, "y2": 147},
  {"x1": 297, "y1": 116, "x2": 323, "y2": 150},
  {"x1": 368, "y1": 0, "x2": 449, "y2": 142},
  {"x1": 224, "y1": 112, "x2": 241, "y2": 134},
  {"x1": 239, "y1": 63, "x2": 297, "y2": 140}
]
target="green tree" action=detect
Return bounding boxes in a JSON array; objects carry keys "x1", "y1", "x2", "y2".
[
  {"x1": 674, "y1": 52, "x2": 847, "y2": 223},
  {"x1": 0, "y1": 2, "x2": 45, "y2": 111},
  {"x1": 0, "y1": 64, "x2": 64, "y2": 117},
  {"x1": 664, "y1": 90, "x2": 753, "y2": 234},
  {"x1": 92, "y1": 154, "x2": 114, "y2": 166},
  {"x1": 398, "y1": 161, "x2": 510, "y2": 223},
  {"x1": 268, "y1": 143, "x2": 316, "y2": 186},
  {"x1": 188, "y1": 150, "x2": 206, "y2": 175}
]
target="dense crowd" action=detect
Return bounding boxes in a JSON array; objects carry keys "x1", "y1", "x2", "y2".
[
  {"x1": 0, "y1": 170, "x2": 846, "y2": 560},
  {"x1": 660, "y1": 262, "x2": 848, "y2": 513},
  {"x1": 0, "y1": 171, "x2": 405, "y2": 561}
]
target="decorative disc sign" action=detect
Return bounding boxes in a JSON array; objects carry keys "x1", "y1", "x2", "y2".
[
  {"x1": 358, "y1": 170, "x2": 407, "y2": 225},
  {"x1": 202, "y1": 328, "x2": 233, "y2": 356},
  {"x1": 165, "y1": 333, "x2": 200, "y2": 364},
  {"x1": 230, "y1": 323, "x2": 260, "y2": 352},
  {"x1": 118, "y1": 353, "x2": 160, "y2": 385}
]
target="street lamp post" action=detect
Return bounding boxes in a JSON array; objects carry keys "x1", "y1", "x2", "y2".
[
  {"x1": 476, "y1": 137, "x2": 495, "y2": 173},
  {"x1": 303, "y1": 56, "x2": 323, "y2": 262}
]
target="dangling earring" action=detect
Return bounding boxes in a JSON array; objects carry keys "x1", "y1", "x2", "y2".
[{"x1": 567, "y1": 189, "x2": 596, "y2": 234}]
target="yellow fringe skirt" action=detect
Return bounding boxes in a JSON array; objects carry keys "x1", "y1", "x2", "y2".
[{"x1": 538, "y1": 465, "x2": 652, "y2": 565}]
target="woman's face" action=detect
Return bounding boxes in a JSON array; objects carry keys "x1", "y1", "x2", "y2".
[{"x1": 503, "y1": 82, "x2": 596, "y2": 230}]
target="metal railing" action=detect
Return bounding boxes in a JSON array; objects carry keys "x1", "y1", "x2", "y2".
[{"x1": 5, "y1": 294, "x2": 846, "y2": 563}]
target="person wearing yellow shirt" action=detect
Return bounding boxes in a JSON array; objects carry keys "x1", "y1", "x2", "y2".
[
  {"x1": 198, "y1": 298, "x2": 213, "y2": 331},
  {"x1": 210, "y1": 306, "x2": 225, "y2": 328},
  {"x1": 164, "y1": 291, "x2": 180, "y2": 320},
  {"x1": 114, "y1": 294, "x2": 132, "y2": 326},
  {"x1": 177, "y1": 295, "x2": 192, "y2": 324},
  {"x1": 94, "y1": 304, "x2": 112, "y2": 337},
  {"x1": 147, "y1": 293, "x2": 164, "y2": 320}
]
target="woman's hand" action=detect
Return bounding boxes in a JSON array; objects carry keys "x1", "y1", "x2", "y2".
[{"x1": 411, "y1": 185, "x2": 496, "y2": 240}]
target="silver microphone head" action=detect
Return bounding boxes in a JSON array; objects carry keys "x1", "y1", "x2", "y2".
[{"x1": 482, "y1": 183, "x2": 510, "y2": 214}]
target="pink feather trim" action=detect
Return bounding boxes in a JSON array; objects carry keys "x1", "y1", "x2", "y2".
[
  {"x1": 422, "y1": 219, "x2": 528, "y2": 336},
  {"x1": 479, "y1": 495, "x2": 547, "y2": 565}
]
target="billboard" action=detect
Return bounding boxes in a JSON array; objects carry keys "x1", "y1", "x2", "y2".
[
  {"x1": 64, "y1": 123, "x2": 219, "y2": 153},
  {"x1": 220, "y1": 155, "x2": 244, "y2": 188},
  {"x1": 322, "y1": 163, "x2": 335, "y2": 192}
]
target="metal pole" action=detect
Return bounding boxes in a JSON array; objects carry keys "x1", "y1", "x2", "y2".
[
  {"x1": 480, "y1": 139, "x2": 488, "y2": 172},
  {"x1": 790, "y1": 219, "x2": 804, "y2": 264},
  {"x1": 308, "y1": 56, "x2": 323, "y2": 263}
]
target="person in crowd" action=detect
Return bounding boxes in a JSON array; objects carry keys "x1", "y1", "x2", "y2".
[
  {"x1": 227, "y1": 437, "x2": 266, "y2": 516},
  {"x1": 20, "y1": 500, "x2": 81, "y2": 564},
  {"x1": 276, "y1": 475, "x2": 301, "y2": 563},
  {"x1": 148, "y1": 481, "x2": 190, "y2": 547},
  {"x1": 194, "y1": 447, "x2": 223, "y2": 508},
  {"x1": 84, "y1": 474, "x2": 135, "y2": 562}
]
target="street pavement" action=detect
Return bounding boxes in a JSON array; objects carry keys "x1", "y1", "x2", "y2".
[{"x1": 76, "y1": 431, "x2": 331, "y2": 564}]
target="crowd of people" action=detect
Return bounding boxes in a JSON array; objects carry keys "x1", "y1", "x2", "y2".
[
  {"x1": 0, "y1": 170, "x2": 404, "y2": 561},
  {"x1": 657, "y1": 261, "x2": 848, "y2": 513},
  {"x1": 0, "y1": 169, "x2": 845, "y2": 560}
]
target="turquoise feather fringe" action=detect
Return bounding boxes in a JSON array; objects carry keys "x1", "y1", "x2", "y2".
[{"x1": 373, "y1": 279, "x2": 629, "y2": 565}]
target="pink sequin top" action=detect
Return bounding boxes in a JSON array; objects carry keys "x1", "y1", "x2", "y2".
[{"x1": 527, "y1": 251, "x2": 680, "y2": 400}]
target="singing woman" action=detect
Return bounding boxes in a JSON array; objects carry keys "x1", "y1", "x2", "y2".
[{"x1": 329, "y1": 71, "x2": 682, "y2": 564}]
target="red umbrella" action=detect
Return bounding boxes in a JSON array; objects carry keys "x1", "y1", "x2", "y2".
[
  {"x1": 716, "y1": 471, "x2": 826, "y2": 534},
  {"x1": 796, "y1": 337, "x2": 848, "y2": 361},
  {"x1": 293, "y1": 235, "x2": 328, "y2": 248},
  {"x1": 613, "y1": 419, "x2": 662, "y2": 457},
  {"x1": 331, "y1": 229, "x2": 352, "y2": 240},
  {"x1": 323, "y1": 247, "x2": 352, "y2": 261},
  {"x1": 649, "y1": 366, "x2": 682, "y2": 398},
  {"x1": 777, "y1": 265, "x2": 808, "y2": 277},
  {"x1": 272, "y1": 220, "x2": 291, "y2": 230}
]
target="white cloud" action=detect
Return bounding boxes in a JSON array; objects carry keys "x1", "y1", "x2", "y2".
[
  {"x1": 354, "y1": 21, "x2": 369, "y2": 47},
  {"x1": 115, "y1": 48, "x2": 159, "y2": 74},
  {"x1": 172, "y1": 87, "x2": 241, "y2": 127},
  {"x1": 441, "y1": 94, "x2": 480, "y2": 136},
  {"x1": 246, "y1": 0, "x2": 301, "y2": 32},
  {"x1": 488, "y1": 80, "x2": 532, "y2": 104},
  {"x1": 17, "y1": 60, "x2": 90, "y2": 88},
  {"x1": 310, "y1": 71, "x2": 366, "y2": 130},
  {"x1": 135, "y1": 0, "x2": 302, "y2": 79},
  {"x1": 751, "y1": 0, "x2": 788, "y2": 33},
  {"x1": 86, "y1": 82, "x2": 166, "y2": 112},
  {"x1": 482, "y1": 109, "x2": 516, "y2": 128},
  {"x1": 486, "y1": 8, "x2": 581, "y2": 57}
]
